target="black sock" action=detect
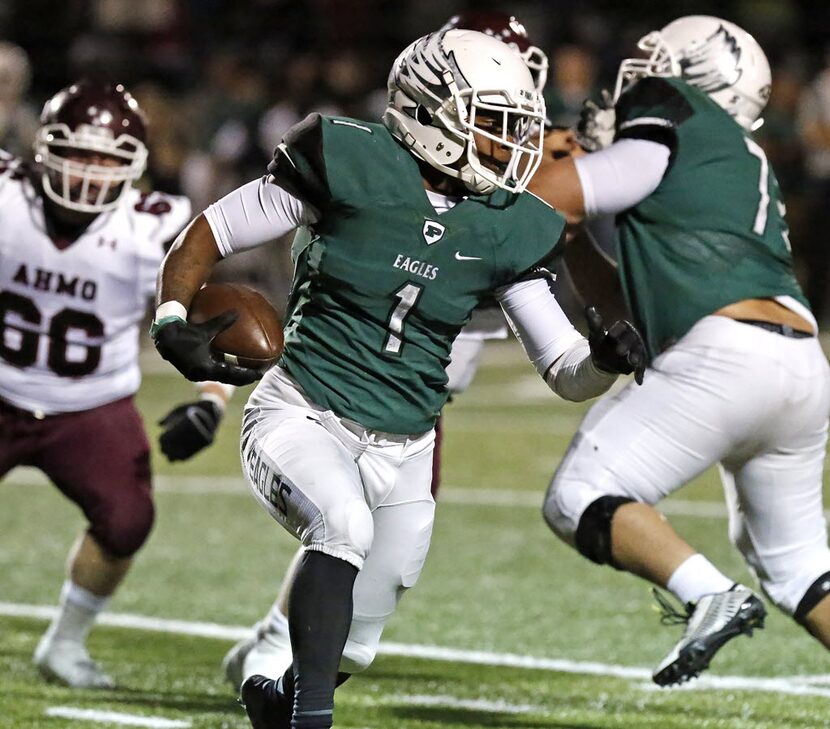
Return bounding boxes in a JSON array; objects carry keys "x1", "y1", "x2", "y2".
[
  {"x1": 274, "y1": 669, "x2": 349, "y2": 704},
  {"x1": 288, "y1": 551, "x2": 358, "y2": 729}
]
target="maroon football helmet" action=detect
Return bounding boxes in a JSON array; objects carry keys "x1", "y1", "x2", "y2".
[
  {"x1": 441, "y1": 11, "x2": 548, "y2": 92},
  {"x1": 34, "y1": 80, "x2": 148, "y2": 213}
]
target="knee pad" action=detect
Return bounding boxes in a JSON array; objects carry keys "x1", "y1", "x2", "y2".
[
  {"x1": 574, "y1": 495, "x2": 635, "y2": 568},
  {"x1": 794, "y1": 571, "x2": 830, "y2": 624},
  {"x1": 89, "y1": 491, "x2": 155, "y2": 558}
]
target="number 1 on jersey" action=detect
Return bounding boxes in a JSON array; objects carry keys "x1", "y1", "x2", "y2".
[
  {"x1": 383, "y1": 283, "x2": 423, "y2": 355},
  {"x1": 744, "y1": 137, "x2": 770, "y2": 235}
]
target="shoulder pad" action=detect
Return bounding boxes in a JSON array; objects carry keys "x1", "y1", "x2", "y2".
[
  {"x1": 616, "y1": 78, "x2": 691, "y2": 149},
  {"x1": 131, "y1": 190, "x2": 192, "y2": 251},
  {"x1": 0, "y1": 149, "x2": 30, "y2": 183},
  {"x1": 267, "y1": 113, "x2": 330, "y2": 211},
  {"x1": 617, "y1": 77, "x2": 694, "y2": 127}
]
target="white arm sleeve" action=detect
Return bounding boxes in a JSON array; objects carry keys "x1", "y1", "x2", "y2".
[
  {"x1": 544, "y1": 339, "x2": 617, "y2": 401},
  {"x1": 496, "y1": 277, "x2": 583, "y2": 377},
  {"x1": 203, "y1": 177, "x2": 319, "y2": 257},
  {"x1": 496, "y1": 277, "x2": 618, "y2": 401},
  {"x1": 574, "y1": 138, "x2": 670, "y2": 217}
]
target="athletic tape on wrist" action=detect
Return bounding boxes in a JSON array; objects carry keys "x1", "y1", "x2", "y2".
[{"x1": 154, "y1": 300, "x2": 188, "y2": 324}]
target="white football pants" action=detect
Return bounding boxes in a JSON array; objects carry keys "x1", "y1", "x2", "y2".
[
  {"x1": 545, "y1": 315, "x2": 830, "y2": 614},
  {"x1": 240, "y1": 366, "x2": 435, "y2": 672}
]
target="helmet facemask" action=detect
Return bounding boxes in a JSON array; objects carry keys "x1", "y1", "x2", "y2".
[
  {"x1": 437, "y1": 68, "x2": 545, "y2": 193},
  {"x1": 613, "y1": 31, "x2": 675, "y2": 102},
  {"x1": 35, "y1": 121, "x2": 147, "y2": 214}
]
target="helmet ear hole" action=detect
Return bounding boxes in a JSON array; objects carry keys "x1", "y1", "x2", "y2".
[{"x1": 415, "y1": 105, "x2": 433, "y2": 125}]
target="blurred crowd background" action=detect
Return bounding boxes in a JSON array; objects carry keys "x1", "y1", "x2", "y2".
[{"x1": 1, "y1": 0, "x2": 830, "y2": 322}]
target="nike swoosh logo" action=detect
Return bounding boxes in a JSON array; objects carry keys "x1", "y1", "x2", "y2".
[{"x1": 455, "y1": 252, "x2": 482, "y2": 261}]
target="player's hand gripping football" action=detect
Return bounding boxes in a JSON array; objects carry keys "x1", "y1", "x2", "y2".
[
  {"x1": 151, "y1": 312, "x2": 262, "y2": 386},
  {"x1": 586, "y1": 306, "x2": 646, "y2": 385},
  {"x1": 575, "y1": 89, "x2": 616, "y2": 152},
  {"x1": 158, "y1": 399, "x2": 222, "y2": 462}
]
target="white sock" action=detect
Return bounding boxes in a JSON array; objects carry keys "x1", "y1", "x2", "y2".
[
  {"x1": 666, "y1": 554, "x2": 734, "y2": 605},
  {"x1": 47, "y1": 580, "x2": 110, "y2": 644}
]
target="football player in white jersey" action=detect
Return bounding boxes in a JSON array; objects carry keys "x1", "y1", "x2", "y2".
[{"x1": 0, "y1": 80, "x2": 234, "y2": 689}]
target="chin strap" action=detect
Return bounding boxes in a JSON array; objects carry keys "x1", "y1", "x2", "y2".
[{"x1": 457, "y1": 162, "x2": 496, "y2": 195}]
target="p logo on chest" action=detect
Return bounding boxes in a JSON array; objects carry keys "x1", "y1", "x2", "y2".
[{"x1": 422, "y1": 220, "x2": 446, "y2": 246}]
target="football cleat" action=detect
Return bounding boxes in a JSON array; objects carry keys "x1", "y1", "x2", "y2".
[
  {"x1": 223, "y1": 620, "x2": 293, "y2": 691},
  {"x1": 240, "y1": 674, "x2": 292, "y2": 729},
  {"x1": 33, "y1": 634, "x2": 115, "y2": 689},
  {"x1": 652, "y1": 584, "x2": 766, "y2": 686}
]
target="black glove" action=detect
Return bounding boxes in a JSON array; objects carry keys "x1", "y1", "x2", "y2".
[
  {"x1": 586, "y1": 306, "x2": 646, "y2": 385},
  {"x1": 575, "y1": 89, "x2": 616, "y2": 152},
  {"x1": 158, "y1": 400, "x2": 222, "y2": 462},
  {"x1": 152, "y1": 311, "x2": 262, "y2": 386}
]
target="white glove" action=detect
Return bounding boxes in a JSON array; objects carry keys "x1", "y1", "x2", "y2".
[{"x1": 576, "y1": 90, "x2": 616, "y2": 152}]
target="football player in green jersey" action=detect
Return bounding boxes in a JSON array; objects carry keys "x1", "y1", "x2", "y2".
[
  {"x1": 152, "y1": 29, "x2": 644, "y2": 729},
  {"x1": 529, "y1": 15, "x2": 830, "y2": 686},
  {"x1": 218, "y1": 9, "x2": 557, "y2": 692}
]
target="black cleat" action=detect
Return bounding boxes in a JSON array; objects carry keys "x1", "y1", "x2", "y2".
[
  {"x1": 652, "y1": 584, "x2": 767, "y2": 687},
  {"x1": 240, "y1": 674, "x2": 292, "y2": 729}
]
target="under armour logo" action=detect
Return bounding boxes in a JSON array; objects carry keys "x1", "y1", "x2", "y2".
[{"x1": 422, "y1": 220, "x2": 446, "y2": 245}]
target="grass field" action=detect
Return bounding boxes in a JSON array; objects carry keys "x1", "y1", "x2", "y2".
[{"x1": 2, "y1": 341, "x2": 830, "y2": 728}]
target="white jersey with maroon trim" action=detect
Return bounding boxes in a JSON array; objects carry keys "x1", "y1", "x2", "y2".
[{"x1": 0, "y1": 152, "x2": 191, "y2": 413}]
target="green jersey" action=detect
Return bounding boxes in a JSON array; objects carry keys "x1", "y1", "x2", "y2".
[
  {"x1": 268, "y1": 114, "x2": 565, "y2": 434},
  {"x1": 613, "y1": 77, "x2": 807, "y2": 357}
]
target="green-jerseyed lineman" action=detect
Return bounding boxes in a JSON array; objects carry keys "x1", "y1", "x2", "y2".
[
  {"x1": 530, "y1": 14, "x2": 830, "y2": 688},
  {"x1": 150, "y1": 29, "x2": 645, "y2": 729},
  {"x1": 613, "y1": 76, "x2": 806, "y2": 356}
]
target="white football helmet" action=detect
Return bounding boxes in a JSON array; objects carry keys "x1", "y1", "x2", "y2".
[
  {"x1": 382, "y1": 29, "x2": 546, "y2": 195},
  {"x1": 613, "y1": 16, "x2": 771, "y2": 131},
  {"x1": 440, "y1": 11, "x2": 549, "y2": 93}
]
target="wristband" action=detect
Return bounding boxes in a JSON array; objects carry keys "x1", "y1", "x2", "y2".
[
  {"x1": 150, "y1": 300, "x2": 188, "y2": 338},
  {"x1": 199, "y1": 383, "x2": 235, "y2": 412}
]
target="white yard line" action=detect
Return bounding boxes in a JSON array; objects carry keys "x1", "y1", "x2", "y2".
[
  {"x1": 45, "y1": 707, "x2": 190, "y2": 728},
  {"x1": 383, "y1": 694, "x2": 541, "y2": 714},
  {"x1": 2, "y1": 603, "x2": 829, "y2": 700},
  {"x1": 7, "y1": 469, "x2": 825, "y2": 519}
]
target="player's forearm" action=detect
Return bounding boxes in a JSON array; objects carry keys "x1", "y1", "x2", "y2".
[
  {"x1": 195, "y1": 381, "x2": 235, "y2": 412},
  {"x1": 544, "y1": 339, "x2": 617, "y2": 401},
  {"x1": 156, "y1": 214, "x2": 222, "y2": 310},
  {"x1": 496, "y1": 277, "x2": 584, "y2": 378}
]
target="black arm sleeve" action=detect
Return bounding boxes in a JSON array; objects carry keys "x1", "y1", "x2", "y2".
[{"x1": 615, "y1": 77, "x2": 693, "y2": 153}]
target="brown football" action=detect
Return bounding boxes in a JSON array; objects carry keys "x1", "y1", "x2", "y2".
[{"x1": 188, "y1": 283, "x2": 283, "y2": 370}]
